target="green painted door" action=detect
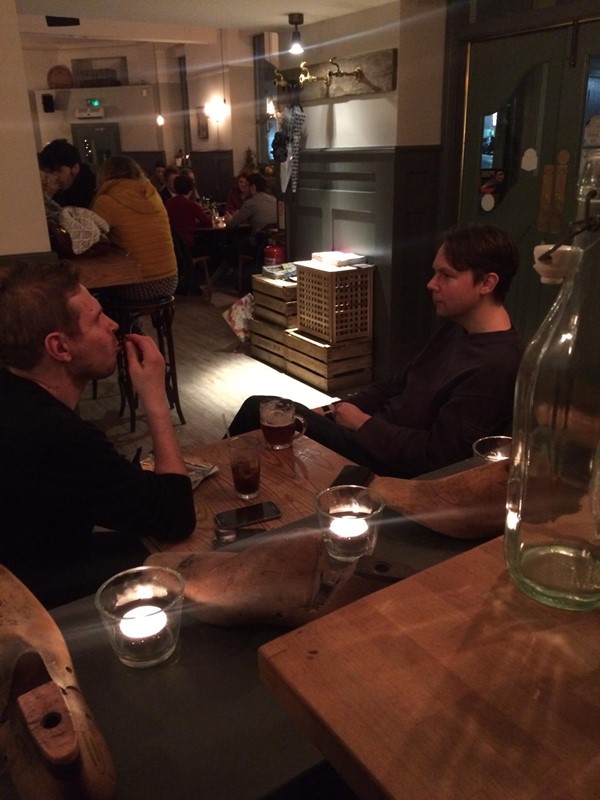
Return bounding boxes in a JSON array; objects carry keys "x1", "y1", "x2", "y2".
[{"x1": 459, "y1": 21, "x2": 600, "y2": 341}]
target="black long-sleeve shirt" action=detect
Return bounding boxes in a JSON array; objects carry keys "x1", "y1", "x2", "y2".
[
  {"x1": 0, "y1": 370, "x2": 195, "y2": 598},
  {"x1": 346, "y1": 321, "x2": 523, "y2": 476}
]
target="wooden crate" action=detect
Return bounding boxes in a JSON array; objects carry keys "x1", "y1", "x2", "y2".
[
  {"x1": 252, "y1": 274, "x2": 297, "y2": 302},
  {"x1": 249, "y1": 317, "x2": 288, "y2": 372},
  {"x1": 284, "y1": 328, "x2": 372, "y2": 393},
  {"x1": 250, "y1": 344, "x2": 286, "y2": 372},
  {"x1": 296, "y1": 263, "x2": 373, "y2": 344},
  {"x1": 253, "y1": 290, "x2": 298, "y2": 329}
]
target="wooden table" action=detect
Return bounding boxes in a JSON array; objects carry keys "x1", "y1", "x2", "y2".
[
  {"x1": 70, "y1": 248, "x2": 146, "y2": 289},
  {"x1": 259, "y1": 536, "x2": 600, "y2": 800},
  {"x1": 146, "y1": 434, "x2": 353, "y2": 553}
]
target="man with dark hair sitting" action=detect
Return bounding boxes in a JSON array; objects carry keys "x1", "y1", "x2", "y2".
[
  {"x1": 229, "y1": 224, "x2": 523, "y2": 478},
  {"x1": 0, "y1": 262, "x2": 195, "y2": 607},
  {"x1": 38, "y1": 139, "x2": 96, "y2": 208}
]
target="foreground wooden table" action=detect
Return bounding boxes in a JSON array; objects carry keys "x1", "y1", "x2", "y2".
[
  {"x1": 147, "y1": 434, "x2": 352, "y2": 553},
  {"x1": 259, "y1": 536, "x2": 600, "y2": 800}
]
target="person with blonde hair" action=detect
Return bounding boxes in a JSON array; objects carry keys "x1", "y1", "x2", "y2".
[{"x1": 92, "y1": 155, "x2": 178, "y2": 301}]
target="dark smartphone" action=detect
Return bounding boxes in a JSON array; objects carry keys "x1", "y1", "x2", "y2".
[
  {"x1": 214, "y1": 501, "x2": 282, "y2": 530},
  {"x1": 330, "y1": 464, "x2": 373, "y2": 487}
]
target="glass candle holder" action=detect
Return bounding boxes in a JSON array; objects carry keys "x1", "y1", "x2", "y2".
[
  {"x1": 472, "y1": 435, "x2": 512, "y2": 462},
  {"x1": 316, "y1": 484, "x2": 385, "y2": 563},
  {"x1": 95, "y1": 566, "x2": 184, "y2": 668}
]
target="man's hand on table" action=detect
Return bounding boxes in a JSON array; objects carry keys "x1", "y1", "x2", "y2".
[{"x1": 332, "y1": 402, "x2": 371, "y2": 431}]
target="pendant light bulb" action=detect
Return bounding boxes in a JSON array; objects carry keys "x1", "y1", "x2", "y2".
[{"x1": 288, "y1": 13, "x2": 304, "y2": 55}]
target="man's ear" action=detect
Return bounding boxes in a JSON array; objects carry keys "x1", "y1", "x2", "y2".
[
  {"x1": 44, "y1": 331, "x2": 73, "y2": 363},
  {"x1": 72, "y1": 162, "x2": 81, "y2": 176},
  {"x1": 479, "y1": 271, "x2": 499, "y2": 296}
]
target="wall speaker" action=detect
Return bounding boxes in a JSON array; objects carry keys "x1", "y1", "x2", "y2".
[{"x1": 41, "y1": 93, "x2": 55, "y2": 113}]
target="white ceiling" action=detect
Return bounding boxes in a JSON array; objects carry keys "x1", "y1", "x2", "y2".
[{"x1": 17, "y1": 0, "x2": 395, "y2": 48}]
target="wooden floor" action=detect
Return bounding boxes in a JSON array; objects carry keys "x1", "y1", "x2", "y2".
[{"x1": 79, "y1": 288, "x2": 338, "y2": 460}]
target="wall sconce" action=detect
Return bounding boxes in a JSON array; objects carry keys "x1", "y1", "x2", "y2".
[
  {"x1": 205, "y1": 98, "x2": 228, "y2": 125},
  {"x1": 205, "y1": 29, "x2": 229, "y2": 127},
  {"x1": 156, "y1": 114, "x2": 165, "y2": 126},
  {"x1": 288, "y1": 13, "x2": 304, "y2": 55}
]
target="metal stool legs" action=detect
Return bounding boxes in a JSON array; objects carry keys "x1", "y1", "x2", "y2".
[{"x1": 109, "y1": 296, "x2": 185, "y2": 433}]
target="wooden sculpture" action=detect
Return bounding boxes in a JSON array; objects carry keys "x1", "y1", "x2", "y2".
[
  {"x1": 147, "y1": 460, "x2": 510, "y2": 629},
  {"x1": 371, "y1": 459, "x2": 509, "y2": 539},
  {"x1": 0, "y1": 566, "x2": 116, "y2": 800}
]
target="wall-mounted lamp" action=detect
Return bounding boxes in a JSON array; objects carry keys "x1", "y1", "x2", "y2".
[
  {"x1": 205, "y1": 29, "x2": 229, "y2": 129},
  {"x1": 288, "y1": 13, "x2": 304, "y2": 55},
  {"x1": 156, "y1": 114, "x2": 165, "y2": 126}
]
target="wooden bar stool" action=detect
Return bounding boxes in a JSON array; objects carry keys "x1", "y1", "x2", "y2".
[{"x1": 106, "y1": 295, "x2": 186, "y2": 433}]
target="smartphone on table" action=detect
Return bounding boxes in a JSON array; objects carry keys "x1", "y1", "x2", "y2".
[
  {"x1": 330, "y1": 464, "x2": 373, "y2": 487},
  {"x1": 214, "y1": 500, "x2": 282, "y2": 531}
]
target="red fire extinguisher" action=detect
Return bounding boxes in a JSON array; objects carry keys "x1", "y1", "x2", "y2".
[{"x1": 263, "y1": 237, "x2": 286, "y2": 266}]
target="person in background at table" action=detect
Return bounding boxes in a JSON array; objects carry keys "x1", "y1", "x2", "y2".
[
  {"x1": 229, "y1": 224, "x2": 523, "y2": 478},
  {"x1": 225, "y1": 173, "x2": 277, "y2": 240},
  {"x1": 38, "y1": 139, "x2": 96, "y2": 208},
  {"x1": 149, "y1": 159, "x2": 167, "y2": 192},
  {"x1": 166, "y1": 174, "x2": 213, "y2": 249},
  {"x1": 159, "y1": 165, "x2": 180, "y2": 206},
  {"x1": 91, "y1": 155, "x2": 178, "y2": 302},
  {"x1": 0, "y1": 261, "x2": 195, "y2": 608},
  {"x1": 225, "y1": 170, "x2": 252, "y2": 215},
  {"x1": 180, "y1": 167, "x2": 202, "y2": 202}
]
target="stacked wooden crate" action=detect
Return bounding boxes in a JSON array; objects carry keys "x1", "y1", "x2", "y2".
[
  {"x1": 286, "y1": 261, "x2": 374, "y2": 393},
  {"x1": 284, "y1": 328, "x2": 372, "y2": 394},
  {"x1": 249, "y1": 264, "x2": 374, "y2": 393},
  {"x1": 249, "y1": 275, "x2": 297, "y2": 371}
]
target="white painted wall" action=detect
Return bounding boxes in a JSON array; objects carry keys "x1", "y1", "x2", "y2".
[
  {"x1": 185, "y1": 30, "x2": 256, "y2": 173},
  {"x1": 0, "y1": 0, "x2": 49, "y2": 257},
  {"x1": 278, "y1": 0, "x2": 445, "y2": 150},
  {"x1": 33, "y1": 86, "x2": 162, "y2": 152}
]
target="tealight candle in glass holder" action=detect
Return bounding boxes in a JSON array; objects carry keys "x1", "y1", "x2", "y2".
[
  {"x1": 95, "y1": 565, "x2": 184, "y2": 668},
  {"x1": 316, "y1": 484, "x2": 385, "y2": 563}
]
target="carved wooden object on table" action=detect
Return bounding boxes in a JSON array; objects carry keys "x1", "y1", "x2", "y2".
[{"x1": 0, "y1": 565, "x2": 115, "y2": 799}]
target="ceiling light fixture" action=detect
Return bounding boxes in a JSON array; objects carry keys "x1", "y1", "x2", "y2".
[{"x1": 288, "y1": 13, "x2": 304, "y2": 56}]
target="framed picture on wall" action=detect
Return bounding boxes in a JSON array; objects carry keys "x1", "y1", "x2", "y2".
[{"x1": 197, "y1": 107, "x2": 209, "y2": 140}]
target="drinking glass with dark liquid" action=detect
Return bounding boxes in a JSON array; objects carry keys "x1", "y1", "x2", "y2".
[
  {"x1": 228, "y1": 435, "x2": 261, "y2": 499},
  {"x1": 259, "y1": 398, "x2": 307, "y2": 450}
]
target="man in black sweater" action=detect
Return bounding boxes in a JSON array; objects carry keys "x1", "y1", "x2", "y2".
[
  {"x1": 0, "y1": 262, "x2": 195, "y2": 606},
  {"x1": 38, "y1": 139, "x2": 96, "y2": 208},
  {"x1": 229, "y1": 224, "x2": 523, "y2": 478}
]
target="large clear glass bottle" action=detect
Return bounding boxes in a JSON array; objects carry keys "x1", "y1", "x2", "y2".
[{"x1": 505, "y1": 163, "x2": 600, "y2": 609}]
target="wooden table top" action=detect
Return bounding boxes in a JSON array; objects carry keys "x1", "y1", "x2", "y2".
[
  {"x1": 71, "y1": 248, "x2": 146, "y2": 289},
  {"x1": 147, "y1": 434, "x2": 353, "y2": 553},
  {"x1": 259, "y1": 536, "x2": 600, "y2": 800}
]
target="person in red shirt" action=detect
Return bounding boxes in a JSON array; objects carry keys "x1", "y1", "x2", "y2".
[{"x1": 166, "y1": 174, "x2": 212, "y2": 248}]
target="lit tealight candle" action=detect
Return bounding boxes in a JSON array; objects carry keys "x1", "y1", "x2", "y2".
[
  {"x1": 119, "y1": 605, "x2": 168, "y2": 639},
  {"x1": 329, "y1": 516, "x2": 369, "y2": 538}
]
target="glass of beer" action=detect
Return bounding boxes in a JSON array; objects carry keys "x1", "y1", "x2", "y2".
[
  {"x1": 259, "y1": 397, "x2": 307, "y2": 450},
  {"x1": 228, "y1": 435, "x2": 262, "y2": 499}
]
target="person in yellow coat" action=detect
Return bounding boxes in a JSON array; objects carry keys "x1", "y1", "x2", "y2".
[{"x1": 92, "y1": 155, "x2": 178, "y2": 301}]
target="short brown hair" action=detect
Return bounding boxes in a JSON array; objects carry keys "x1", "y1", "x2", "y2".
[
  {"x1": 441, "y1": 224, "x2": 519, "y2": 302},
  {"x1": 0, "y1": 261, "x2": 81, "y2": 369}
]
